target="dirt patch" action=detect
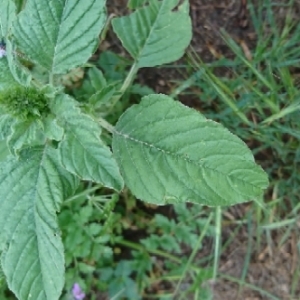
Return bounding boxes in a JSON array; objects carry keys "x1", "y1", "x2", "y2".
[{"x1": 212, "y1": 219, "x2": 300, "y2": 300}]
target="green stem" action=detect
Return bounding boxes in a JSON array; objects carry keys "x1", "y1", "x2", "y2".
[
  {"x1": 98, "y1": 117, "x2": 116, "y2": 134},
  {"x1": 116, "y1": 238, "x2": 209, "y2": 282},
  {"x1": 49, "y1": 73, "x2": 54, "y2": 86},
  {"x1": 237, "y1": 212, "x2": 252, "y2": 297},
  {"x1": 107, "y1": 61, "x2": 139, "y2": 114},
  {"x1": 175, "y1": 212, "x2": 213, "y2": 299},
  {"x1": 213, "y1": 206, "x2": 222, "y2": 280},
  {"x1": 99, "y1": 13, "x2": 116, "y2": 44},
  {"x1": 219, "y1": 274, "x2": 281, "y2": 300},
  {"x1": 116, "y1": 239, "x2": 182, "y2": 265},
  {"x1": 120, "y1": 61, "x2": 138, "y2": 94},
  {"x1": 63, "y1": 185, "x2": 101, "y2": 205}
]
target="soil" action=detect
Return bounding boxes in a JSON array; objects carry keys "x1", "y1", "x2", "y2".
[{"x1": 104, "y1": 1, "x2": 300, "y2": 299}]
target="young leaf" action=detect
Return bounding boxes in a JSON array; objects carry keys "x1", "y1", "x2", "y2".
[
  {"x1": 0, "y1": 59, "x2": 18, "y2": 90},
  {"x1": 112, "y1": 94, "x2": 269, "y2": 206},
  {"x1": 0, "y1": 114, "x2": 15, "y2": 140},
  {"x1": 5, "y1": 40, "x2": 31, "y2": 85},
  {"x1": 89, "y1": 84, "x2": 117, "y2": 109},
  {"x1": 7, "y1": 119, "x2": 44, "y2": 154},
  {"x1": 43, "y1": 116, "x2": 64, "y2": 141},
  {"x1": 13, "y1": 0, "x2": 107, "y2": 74},
  {"x1": 1, "y1": 0, "x2": 29, "y2": 85},
  {"x1": 0, "y1": 0, "x2": 16, "y2": 38},
  {"x1": 112, "y1": 0, "x2": 192, "y2": 68},
  {"x1": 88, "y1": 67, "x2": 107, "y2": 90},
  {"x1": 52, "y1": 94, "x2": 124, "y2": 191},
  {"x1": 0, "y1": 146, "x2": 79, "y2": 300}
]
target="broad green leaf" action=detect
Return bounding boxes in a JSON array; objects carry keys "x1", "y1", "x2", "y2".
[
  {"x1": 13, "y1": 0, "x2": 107, "y2": 74},
  {"x1": 51, "y1": 94, "x2": 124, "y2": 191},
  {"x1": 112, "y1": 0, "x2": 192, "y2": 68},
  {"x1": 0, "y1": 0, "x2": 16, "y2": 38},
  {"x1": 0, "y1": 146, "x2": 79, "y2": 300},
  {"x1": 112, "y1": 94, "x2": 269, "y2": 206}
]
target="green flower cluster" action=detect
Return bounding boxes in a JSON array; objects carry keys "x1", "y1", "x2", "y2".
[{"x1": 0, "y1": 86, "x2": 49, "y2": 120}]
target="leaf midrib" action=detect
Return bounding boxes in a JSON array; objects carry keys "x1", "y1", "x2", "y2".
[{"x1": 115, "y1": 130, "x2": 264, "y2": 190}]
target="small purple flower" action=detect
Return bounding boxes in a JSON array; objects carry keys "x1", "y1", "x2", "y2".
[
  {"x1": 0, "y1": 41, "x2": 6, "y2": 58},
  {"x1": 0, "y1": 49, "x2": 6, "y2": 58},
  {"x1": 72, "y1": 283, "x2": 85, "y2": 300}
]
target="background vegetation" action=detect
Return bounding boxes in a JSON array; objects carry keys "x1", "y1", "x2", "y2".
[{"x1": 0, "y1": 0, "x2": 299, "y2": 299}]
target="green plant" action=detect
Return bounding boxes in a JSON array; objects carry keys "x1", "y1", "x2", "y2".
[{"x1": 0, "y1": 0, "x2": 268, "y2": 299}]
